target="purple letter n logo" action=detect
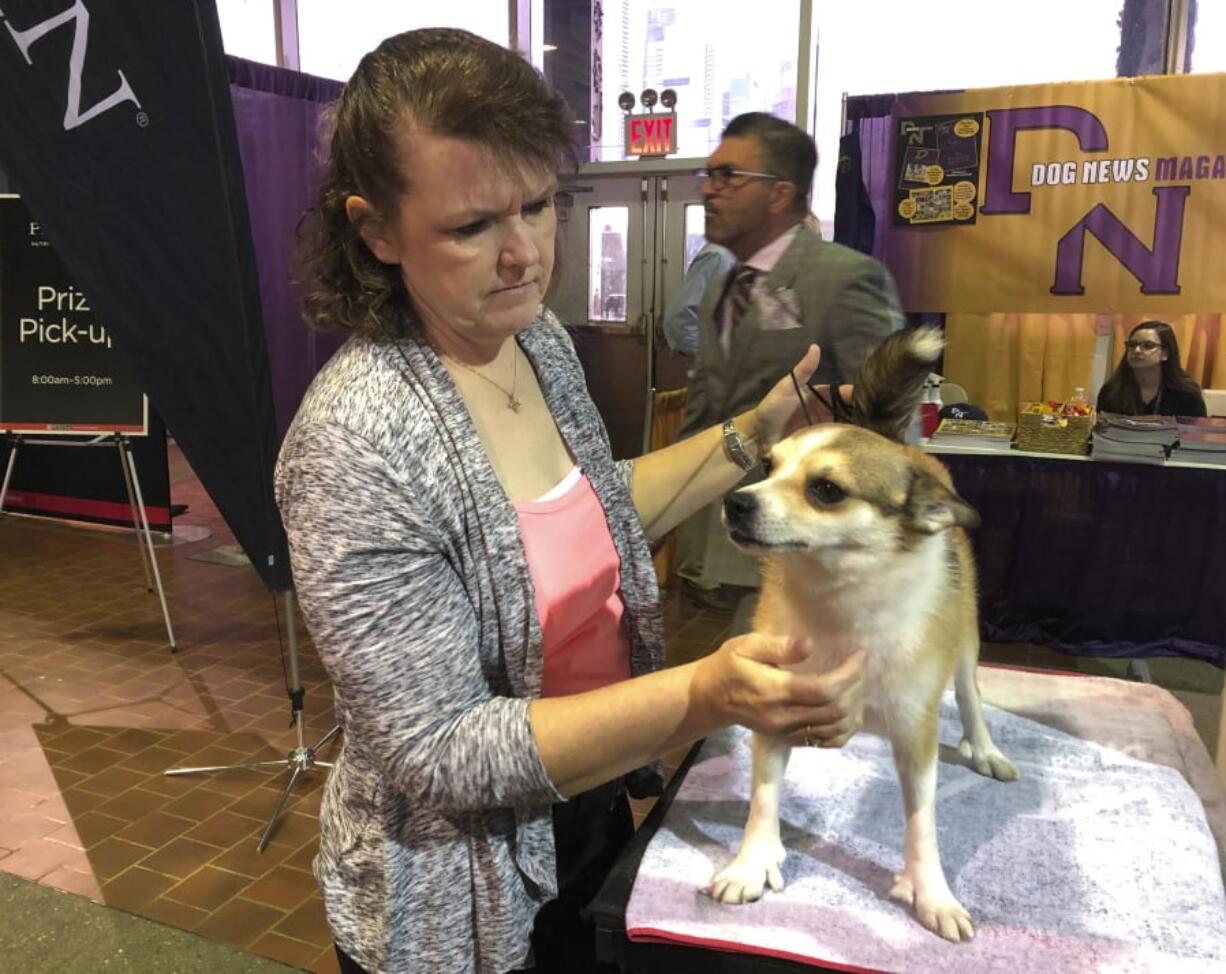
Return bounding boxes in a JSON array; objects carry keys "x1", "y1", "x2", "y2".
[
  {"x1": 983, "y1": 105, "x2": 1187, "y2": 297},
  {"x1": 1051, "y1": 188, "x2": 1189, "y2": 296}
]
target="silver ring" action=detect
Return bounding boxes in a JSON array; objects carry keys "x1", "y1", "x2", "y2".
[{"x1": 803, "y1": 724, "x2": 817, "y2": 747}]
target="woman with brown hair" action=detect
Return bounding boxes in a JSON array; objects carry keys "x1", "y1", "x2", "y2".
[
  {"x1": 1096, "y1": 320, "x2": 1207, "y2": 417},
  {"x1": 276, "y1": 28, "x2": 864, "y2": 974}
]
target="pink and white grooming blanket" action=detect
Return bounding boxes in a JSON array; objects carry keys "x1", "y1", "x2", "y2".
[{"x1": 626, "y1": 668, "x2": 1226, "y2": 973}]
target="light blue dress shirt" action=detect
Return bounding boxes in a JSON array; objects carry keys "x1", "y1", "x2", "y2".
[{"x1": 661, "y1": 242, "x2": 735, "y2": 356}]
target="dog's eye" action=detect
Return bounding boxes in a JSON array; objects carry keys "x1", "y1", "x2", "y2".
[
  {"x1": 760, "y1": 455, "x2": 773, "y2": 476},
  {"x1": 807, "y1": 478, "x2": 846, "y2": 506}
]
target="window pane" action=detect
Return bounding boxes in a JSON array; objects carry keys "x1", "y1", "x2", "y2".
[
  {"x1": 589, "y1": 207, "x2": 629, "y2": 322},
  {"x1": 1190, "y1": 2, "x2": 1226, "y2": 72},
  {"x1": 684, "y1": 204, "x2": 706, "y2": 269},
  {"x1": 591, "y1": 0, "x2": 800, "y2": 161},
  {"x1": 813, "y1": 0, "x2": 1125, "y2": 234},
  {"x1": 298, "y1": 0, "x2": 510, "y2": 81},
  {"x1": 216, "y1": 0, "x2": 277, "y2": 65}
]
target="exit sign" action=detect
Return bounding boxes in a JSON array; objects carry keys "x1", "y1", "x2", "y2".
[{"x1": 625, "y1": 112, "x2": 677, "y2": 157}]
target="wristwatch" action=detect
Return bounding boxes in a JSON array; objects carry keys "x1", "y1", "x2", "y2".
[{"x1": 721, "y1": 419, "x2": 757, "y2": 471}]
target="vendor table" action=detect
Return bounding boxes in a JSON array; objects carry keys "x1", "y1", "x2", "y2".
[{"x1": 928, "y1": 446, "x2": 1226, "y2": 666}]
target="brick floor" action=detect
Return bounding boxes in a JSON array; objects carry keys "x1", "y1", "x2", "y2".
[
  {"x1": 0, "y1": 443, "x2": 340, "y2": 972},
  {"x1": 0, "y1": 441, "x2": 733, "y2": 971}
]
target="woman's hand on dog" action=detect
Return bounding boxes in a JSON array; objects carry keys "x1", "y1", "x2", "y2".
[
  {"x1": 692, "y1": 635, "x2": 865, "y2": 746},
  {"x1": 754, "y1": 344, "x2": 856, "y2": 446}
]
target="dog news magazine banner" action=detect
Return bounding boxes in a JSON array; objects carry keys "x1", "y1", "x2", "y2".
[
  {"x1": 879, "y1": 72, "x2": 1226, "y2": 315},
  {"x1": 0, "y1": 195, "x2": 147, "y2": 435}
]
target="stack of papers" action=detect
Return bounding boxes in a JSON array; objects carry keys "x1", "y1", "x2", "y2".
[
  {"x1": 1092, "y1": 413, "x2": 1178, "y2": 464},
  {"x1": 1173, "y1": 416, "x2": 1226, "y2": 465},
  {"x1": 929, "y1": 418, "x2": 1016, "y2": 451}
]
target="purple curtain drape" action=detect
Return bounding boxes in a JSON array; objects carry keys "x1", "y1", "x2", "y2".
[
  {"x1": 226, "y1": 56, "x2": 346, "y2": 437},
  {"x1": 842, "y1": 96, "x2": 943, "y2": 331},
  {"x1": 850, "y1": 112, "x2": 895, "y2": 264}
]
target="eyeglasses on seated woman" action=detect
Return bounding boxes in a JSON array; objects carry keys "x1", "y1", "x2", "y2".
[{"x1": 1095, "y1": 319, "x2": 1207, "y2": 418}]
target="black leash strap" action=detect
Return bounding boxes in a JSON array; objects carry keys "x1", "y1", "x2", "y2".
[
  {"x1": 789, "y1": 370, "x2": 815, "y2": 427},
  {"x1": 805, "y1": 381, "x2": 856, "y2": 425}
]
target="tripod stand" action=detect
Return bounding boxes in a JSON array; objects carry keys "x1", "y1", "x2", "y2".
[{"x1": 165, "y1": 589, "x2": 340, "y2": 851}]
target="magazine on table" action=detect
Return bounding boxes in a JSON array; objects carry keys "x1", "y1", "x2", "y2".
[
  {"x1": 1091, "y1": 432, "x2": 1168, "y2": 464},
  {"x1": 1170, "y1": 448, "x2": 1226, "y2": 466},
  {"x1": 1094, "y1": 412, "x2": 1179, "y2": 446},
  {"x1": 1178, "y1": 430, "x2": 1226, "y2": 450},
  {"x1": 1175, "y1": 415, "x2": 1226, "y2": 435},
  {"x1": 1172, "y1": 428, "x2": 1226, "y2": 464},
  {"x1": 929, "y1": 418, "x2": 1016, "y2": 450}
]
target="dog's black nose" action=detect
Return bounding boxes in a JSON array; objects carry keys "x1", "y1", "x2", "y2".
[{"x1": 723, "y1": 491, "x2": 757, "y2": 525}]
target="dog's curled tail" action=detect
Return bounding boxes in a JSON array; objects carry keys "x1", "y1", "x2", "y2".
[{"x1": 850, "y1": 326, "x2": 944, "y2": 443}]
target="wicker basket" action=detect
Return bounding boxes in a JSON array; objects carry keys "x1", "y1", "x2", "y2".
[{"x1": 1016, "y1": 407, "x2": 1094, "y2": 455}]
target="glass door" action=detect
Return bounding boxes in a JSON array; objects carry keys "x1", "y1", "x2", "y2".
[
  {"x1": 550, "y1": 165, "x2": 712, "y2": 458},
  {"x1": 551, "y1": 173, "x2": 651, "y2": 334}
]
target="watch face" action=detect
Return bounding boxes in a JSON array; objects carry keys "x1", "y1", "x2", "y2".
[{"x1": 723, "y1": 420, "x2": 755, "y2": 470}]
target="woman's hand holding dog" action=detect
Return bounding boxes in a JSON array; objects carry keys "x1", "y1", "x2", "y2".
[{"x1": 692, "y1": 635, "x2": 865, "y2": 747}]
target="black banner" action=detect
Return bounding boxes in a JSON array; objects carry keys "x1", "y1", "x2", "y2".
[
  {"x1": 0, "y1": 1, "x2": 288, "y2": 589},
  {"x1": 1, "y1": 195, "x2": 147, "y2": 433}
]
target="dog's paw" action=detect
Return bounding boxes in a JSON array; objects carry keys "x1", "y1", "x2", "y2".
[
  {"x1": 889, "y1": 873, "x2": 975, "y2": 943},
  {"x1": 957, "y1": 738, "x2": 1019, "y2": 781},
  {"x1": 707, "y1": 838, "x2": 786, "y2": 904}
]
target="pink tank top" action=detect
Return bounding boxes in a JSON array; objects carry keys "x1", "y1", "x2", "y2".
[{"x1": 514, "y1": 467, "x2": 632, "y2": 697}]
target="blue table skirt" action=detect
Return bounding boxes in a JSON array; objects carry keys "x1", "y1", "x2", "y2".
[{"x1": 939, "y1": 451, "x2": 1226, "y2": 666}]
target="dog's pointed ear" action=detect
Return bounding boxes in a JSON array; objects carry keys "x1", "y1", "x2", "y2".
[{"x1": 905, "y1": 467, "x2": 980, "y2": 534}]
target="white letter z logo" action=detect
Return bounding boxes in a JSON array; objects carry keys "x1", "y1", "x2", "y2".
[{"x1": 0, "y1": 0, "x2": 142, "y2": 130}]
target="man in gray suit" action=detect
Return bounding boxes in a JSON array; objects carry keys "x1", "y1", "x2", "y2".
[{"x1": 677, "y1": 112, "x2": 903, "y2": 609}]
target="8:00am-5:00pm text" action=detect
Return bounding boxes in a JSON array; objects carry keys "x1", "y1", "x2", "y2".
[{"x1": 31, "y1": 374, "x2": 114, "y2": 386}]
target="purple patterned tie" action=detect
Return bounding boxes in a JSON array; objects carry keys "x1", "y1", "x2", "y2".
[
  {"x1": 729, "y1": 265, "x2": 758, "y2": 330},
  {"x1": 721, "y1": 265, "x2": 758, "y2": 355}
]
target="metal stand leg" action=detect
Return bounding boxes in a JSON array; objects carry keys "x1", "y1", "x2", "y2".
[
  {"x1": 0, "y1": 437, "x2": 20, "y2": 515},
  {"x1": 164, "y1": 589, "x2": 342, "y2": 851},
  {"x1": 117, "y1": 437, "x2": 154, "y2": 592},
  {"x1": 120, "y1": 437, "x2": 176, "y2": 650}
]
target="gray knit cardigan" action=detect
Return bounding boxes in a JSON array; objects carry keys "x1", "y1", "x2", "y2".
[{"x1": 274, "y1": 308, "x2": 664, "y2": 974}]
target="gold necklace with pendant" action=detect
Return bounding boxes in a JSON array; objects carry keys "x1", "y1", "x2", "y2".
[{"x1": 449, "y1": 348, "x2": 522, "y2": 412}]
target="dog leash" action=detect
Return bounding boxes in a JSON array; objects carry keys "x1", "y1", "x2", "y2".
[
  {"x1": 789, "y1": 371, "x2": 816, "y2": 426},
  {"x1": 791, "y1": 372, "x2": 856, "y2": 428}
]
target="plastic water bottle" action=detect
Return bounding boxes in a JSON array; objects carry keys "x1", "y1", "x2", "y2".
[{"x1": 1065, "y1": 386, "x2": 1090, "y2": 417}]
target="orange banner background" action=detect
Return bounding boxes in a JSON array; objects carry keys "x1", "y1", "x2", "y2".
[{"x1": 883, "y1": 73, "x2": 1226, "y2": 315}]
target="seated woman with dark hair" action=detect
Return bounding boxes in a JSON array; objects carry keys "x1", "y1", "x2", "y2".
[{"x1": 1096, "y1": 320, "x2": 1207, "y2": 417}]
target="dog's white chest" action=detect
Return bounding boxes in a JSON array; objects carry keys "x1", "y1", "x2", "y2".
[{"x1": 773, "y1": 584, "x2": 934, "y2": 708}]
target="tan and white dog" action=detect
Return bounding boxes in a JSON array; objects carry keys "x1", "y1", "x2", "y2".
[{"x1": 709, "y1": 327, "x2": 1017, "y2": 942}]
